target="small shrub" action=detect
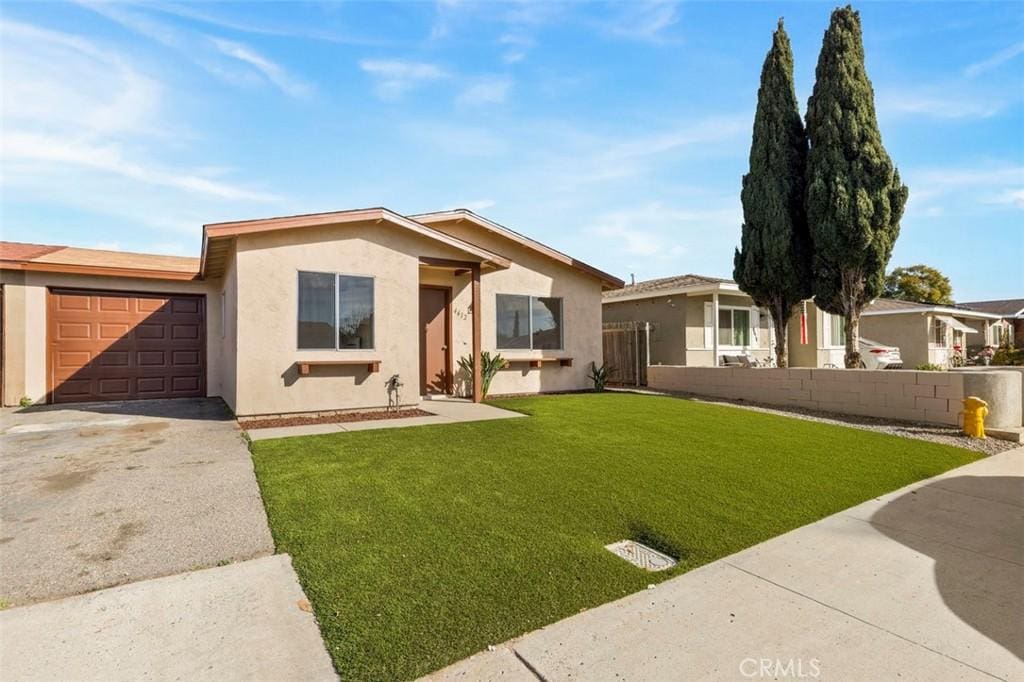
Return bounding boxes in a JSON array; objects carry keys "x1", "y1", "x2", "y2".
[
  {"x1": 587, "y1": 362, "x2": 613, "y2": 391},
  {"x1": 992, "y1": 347, "x2": 1024, "y2": 366},
  {"x1": 914, "y1": 363, "x2": 945, "y2": 372},
  {"x1": 457, "y1": 351, "x2": 506, "y2": 399},
  {"x1": 18, "y1": 396, "x2": 32, "y2": 408}
]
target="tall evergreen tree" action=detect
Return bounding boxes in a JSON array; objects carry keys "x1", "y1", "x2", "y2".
[
  {"x1": 805, "y1": 5, "x2": 908, "y2": 368},
  {"x1": 734, "y1": 18, "x2": 811, "y2": 368}
]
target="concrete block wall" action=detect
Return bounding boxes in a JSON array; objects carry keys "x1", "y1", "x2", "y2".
[{"x1": 647, "y1": 366, "x2": 1023, "y2": 429}]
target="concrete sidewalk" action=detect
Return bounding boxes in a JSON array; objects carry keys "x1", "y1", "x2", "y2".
[
  {"x1": 247, "y1": 399, "x2": 525, "y2": 441},
  {"x1": 424, "y1": 448, "x2": 1024, "y2": 681},
  {"x1": 0, "y1": 554, "x2": 337, "y2": 681}
]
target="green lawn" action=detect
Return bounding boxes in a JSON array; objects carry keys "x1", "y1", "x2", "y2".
[{"x1": 250, "y1": 392, "x2": 980, "y2": 680}]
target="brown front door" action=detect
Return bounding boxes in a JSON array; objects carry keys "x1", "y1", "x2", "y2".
[
  {"x1": 419, "y1": 286, "x2": 451, "y2": 395},
  {"x1": 48, "y1": 289, "x2": 206, "y2": 403}
]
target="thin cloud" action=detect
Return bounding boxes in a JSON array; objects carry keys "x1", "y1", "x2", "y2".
[
  {"x1": 588, "y1": 202, "x2": 740, "y2": 258},
  {"x1": 877, "y1": 90, "x2": 1004, "y2": 120},
  {"x1": 0, "y1": 19, "x2": 283, "y2": 238},
  {"x1": 359, "y1": 59, "x2": 449, "y2": 100},
  {"x1": 499, "y1": 33, "x2": 535, "y2": 64},
  {"x1": 447, "y1": 199, "x2": 496, "y2": 212},
  {"x1": 964, "y1": 41, "x2": 1024, "y2": 78},
  {"x1": 211, "y1": 38, "x2": 312, "y2": 97},
  {"x1": 81, "y1": 2, "x2": 312, "y2": 97},
  {"x1": 2, "y1": 132, "x2": 280, "y2": 202},
  {"x1": 602, "y1": 1, "x2": 680, "y2": 43},
  {"x1": 457, "y1": 76, "x2": 513, "y2": 106},
  {"x1": 149, "y1": 2, "x2": 392, "y2": 46}
]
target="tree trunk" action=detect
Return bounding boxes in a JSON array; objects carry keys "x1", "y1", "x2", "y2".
[
  {"x1": 772, "y1": 302, "x2": 790, "y2": 368},
  {"x1": 844, "y1": 312, "x2": 861, "y2": 368}
]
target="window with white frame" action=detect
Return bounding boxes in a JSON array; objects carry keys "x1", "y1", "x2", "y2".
[
  {"x1": 496, "y1": 294, "x2": 563, "y2": 350},
  {"x1": 297, "y1": 271, "x2": 374, "y2": 350},
  {"x1": 930, "y1": 317, "x2": 946, "y2": 346},
  {"x1": 826, "y1": 312, "x2": 846, "y2": 347},
  {"x1": 718, "y1": 307, "x2": 751, "y2": 347}
]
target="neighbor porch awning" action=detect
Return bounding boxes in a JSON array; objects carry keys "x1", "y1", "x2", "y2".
[{"x1": 935, "y1": 315, "x2": 979, "y2": 334}]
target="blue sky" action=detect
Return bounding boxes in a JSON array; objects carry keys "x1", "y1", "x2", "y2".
[{"x1": 1, "y1": 1, "x2": 1021, "y2": 300}]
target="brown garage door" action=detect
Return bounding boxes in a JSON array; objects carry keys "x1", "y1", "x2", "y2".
[{"x1": 48, "y1": 289, "x2": 206, "y2": 403}]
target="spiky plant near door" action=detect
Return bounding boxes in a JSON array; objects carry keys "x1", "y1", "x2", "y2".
[{"x1": 457, "y1": 351, "x2": 506, "y2": 399}]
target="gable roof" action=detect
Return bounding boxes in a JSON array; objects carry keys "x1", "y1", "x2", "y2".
[
  {"x1": 863, "y1": 297, "x2": 1002, "y2": 320},
  {"x1": 602, "y1": 273, "x2": 738, "y2": 302},
  {"x1": 411, "y1": 209, "x2": 623, "y2": 290},
  {"x1": 0, "y1": 241, "x2": 200, "y2": 281},
  {"x1": 201, "y1": 207, "x2": 511, "y2": 278},
  {"x1": 957, "y1": 298, "x2": 1024, "y2": 318}
]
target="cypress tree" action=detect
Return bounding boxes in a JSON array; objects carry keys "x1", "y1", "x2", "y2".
[
  {"x1": 734, "y1": 18, "x2": 811, "y2": 368},
  {"x1": 805, "y1": 5, "x2": 908, "y2": 368}
]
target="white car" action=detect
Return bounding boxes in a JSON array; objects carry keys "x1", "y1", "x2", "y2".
[{"x1": 859, "y1": 337, "x2": 903, "y2": 369}]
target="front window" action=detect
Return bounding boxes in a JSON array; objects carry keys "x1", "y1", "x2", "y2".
[
  {"x1": 828, "y1": 313, "x2": 846, "y2": 347},
  {"x1": 297, "y1": 271, "x2": 374, "y2": 350},
  {"x1": 496, "y1": 294, "x2": 563, "y2": 350},
  {"x1": 930, "y1": 318, "x2": 946, "y2": 346},
  {"x1": 718, "y1": 307, "x2": 750, "y2": 346}
]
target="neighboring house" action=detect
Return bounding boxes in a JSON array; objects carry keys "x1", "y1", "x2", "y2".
[
  {"x1": 860, "y1": 298, "x2": 1003, "y2": 367},
  {"x1": 602, "y1": 274, "x2": 772, "y2": 367},
  {"x1": 0, "y1": 208, "x2": 622, "y2": 415},
  {"x1": 956, "y1": 298, "x2": 1022, "y2": 348}
]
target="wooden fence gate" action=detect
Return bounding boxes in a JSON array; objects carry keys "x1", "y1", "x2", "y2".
[{"x1": 602, "y1": 321, "x2": 651, "y2": 386}]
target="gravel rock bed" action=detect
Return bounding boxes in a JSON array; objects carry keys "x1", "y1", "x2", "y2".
[{"x1": 623, "y1": 389, "x2": 1015, "y2": 455}]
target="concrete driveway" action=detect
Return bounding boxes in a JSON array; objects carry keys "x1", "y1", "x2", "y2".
[
  {"x1": 0, "y1": 398, "x2": 274, "y2": 606},
  {"x1": 427, "y1": 447, "x2": 1024, "y2": 681}
]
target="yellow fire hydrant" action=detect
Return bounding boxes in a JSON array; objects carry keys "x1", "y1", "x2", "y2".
[{"x1": 960, "y1": 396, "x2": 989, "y2": 439}]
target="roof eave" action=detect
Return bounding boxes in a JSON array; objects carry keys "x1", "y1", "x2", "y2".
[
  {"x1": 412, "y1": 209, "x2": 623, "y2": 290},
  {"x1": 862, "y1": 306, "x2": 1003, "y2": 320},
  {"x1": 200, "y1": 208, "x2": 511, "y2": 278},
  {"x1": 0, "y1": 259, "x2": 200, "y2": 281},
  {"x1": 603, "y1": 281, "x2": 742, "y2": 304}
]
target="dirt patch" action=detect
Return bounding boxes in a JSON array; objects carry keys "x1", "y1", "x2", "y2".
[
  {"x1": 240, "y1": 408, "x2": 433, "y2": 430},
  {"x1": 38, "y1": 467, "x2": 98, "y2": 493}
]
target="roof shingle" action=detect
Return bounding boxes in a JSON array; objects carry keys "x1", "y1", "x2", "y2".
[
  {"x1": 957, "y1": 299, "x2": 1024, "y2": 317},
  {"x1": 603, "y1": 273, "x2": 733, "y2": 300}
]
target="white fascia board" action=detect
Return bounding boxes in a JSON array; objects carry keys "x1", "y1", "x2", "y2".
[{"x1": 861, "y1": 306, "x2": 1003, "y2": 320}]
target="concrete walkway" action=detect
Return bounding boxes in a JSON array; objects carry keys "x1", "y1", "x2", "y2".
[
  {"x1": 425, "y1": 447, "x2": 1024, "y2": 681},
  {"x1": 247, "y1": 399, "x2": 525, "y2": 441},
  {"x1": 0, "y1": 554, "x2": 337, "y2": 681}
]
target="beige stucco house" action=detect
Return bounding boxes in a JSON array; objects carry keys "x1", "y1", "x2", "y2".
[
  {"x1": 956, "y1": 298, "x2": 1022, "y2": 348},
  {"x1": 602, "y1": 274, "x2": 773, "y2": 368},
  {"x1": 860, "y1": 298, "x2": 1005, "y2": 368},
  {"x1": 774, "y1": 297, "x2": 1008, "y2": 369},
  {"x1": 1, "y1": 208, "x2": 621, "y2": 416}
]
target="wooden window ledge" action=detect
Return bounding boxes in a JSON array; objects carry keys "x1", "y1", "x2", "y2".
[
  {"x1": 502, "y1": 357, "x2": 573, "y2": 369},
  {"x1": 297, "y1": 360, "x2": 381, "y2": 375}
]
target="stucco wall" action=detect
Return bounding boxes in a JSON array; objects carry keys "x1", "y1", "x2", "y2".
[
  {"x1": 218, "y1": 242, "x2": 239, "y2": 412},
  {"x1": 787, "y1": 302, "x2": 819, "y2": 368},
  {"x1": 603, "y1": 292, "x2": 768, "y2": 368},
  {"x1": 602, "y1": 295, "x2": 687, "y2": 366},
  {"x1": 860, "y1": 313, "x2": 928, "y2": 368},
  {"x1": 648, "y1": 365, "x2": 1023, "y2": 429},
  {"x1": 230, "y1": 219, "x2": 604, "y2": 415},
  {"x1": 422, "y1": 219, "x2": 604, "y2": 397},
  {"x1": 0, "y1": 269, "x2": 222, "y2": 406}
]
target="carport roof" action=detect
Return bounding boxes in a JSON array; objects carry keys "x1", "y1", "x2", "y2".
[{"x1": 0, "y1": 241, "x2": 201, "y2": 281}]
